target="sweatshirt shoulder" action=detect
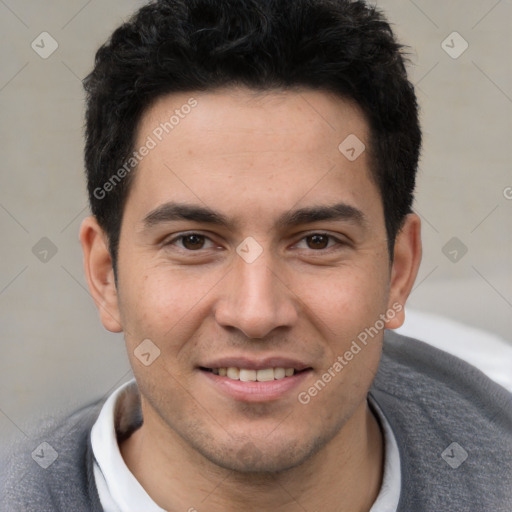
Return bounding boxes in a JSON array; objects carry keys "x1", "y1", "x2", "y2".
[
  {"x1": 0, "y1": 400, "x2": 104, "y2": 512},
  {"x1": 376, "y1": 330, "x2": 512, "y2": 420},
  {"x1": 372, "y1": 330, "x2": 512, "y2": 510}
]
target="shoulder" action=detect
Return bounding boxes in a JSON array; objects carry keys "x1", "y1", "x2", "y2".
[
  {"x1": 376, "y1": 330, "x2": 512, "y2": 417},
  {"x1": 0, "y1": 400, "x2": 105, "y2": 512},
  {"x1": 371, "y1": 330, "x2": 512, "y2": 511}
]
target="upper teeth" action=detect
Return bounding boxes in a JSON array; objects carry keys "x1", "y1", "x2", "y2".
[{"x1": 212, "y1": 367, "x2": 295, "y2": 381}]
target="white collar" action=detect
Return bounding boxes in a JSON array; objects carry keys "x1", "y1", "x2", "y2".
[
  {"x1": 368, "y1": 394, "x2": 402, "y2": 512},
  {"x1": 91, "y1": 380, "x2": 165, "y2": 512}
]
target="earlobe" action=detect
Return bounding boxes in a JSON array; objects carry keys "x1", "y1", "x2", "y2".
[
  {"x1": 79, "y1": 216, "x2": 123, "y2": 333},
  {"x1": 385, "y1": 213, "x2": 422, "y2": 330}
]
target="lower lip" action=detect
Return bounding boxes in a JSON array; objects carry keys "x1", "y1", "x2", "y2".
[{"x1": 200, "y1": 369, "x2": 312, "y2": 402}]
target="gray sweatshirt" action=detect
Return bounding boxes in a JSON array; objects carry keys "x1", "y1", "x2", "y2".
[{"x1": 1, "y1": 331, "x2": 512, "y2": 511}]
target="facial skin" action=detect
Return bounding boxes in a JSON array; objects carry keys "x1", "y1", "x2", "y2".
[{"x1": 81, "y1": 88, "x2": 421, "y2": 511}]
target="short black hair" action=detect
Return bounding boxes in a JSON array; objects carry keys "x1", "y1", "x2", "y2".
[{"x1": 83, "y1": 0, "x2": 421, "y2": 270}]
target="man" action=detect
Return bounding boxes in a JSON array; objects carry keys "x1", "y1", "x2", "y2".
[{"x1": 1, "y1": 0, "x2": 511, "y2": 510}]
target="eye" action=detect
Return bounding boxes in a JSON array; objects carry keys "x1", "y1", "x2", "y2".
[
  {"x1": 305, "y1": 234, "x2": 330, "y2": 250},
  {"x1": 295, "y1": 233, "x2": 345, "y2": 251},
  {"x1": 167, "y1": 233, "x2": 216, "y2": 251}
]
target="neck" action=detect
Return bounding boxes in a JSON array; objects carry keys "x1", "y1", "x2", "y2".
[{"x1": 120, "y1": 400, "x2": 384, "y2": 512}]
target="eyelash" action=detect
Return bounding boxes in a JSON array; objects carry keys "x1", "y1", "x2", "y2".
[{"x1": 164, "y1": 232, "x2": 347, "y2": 253}]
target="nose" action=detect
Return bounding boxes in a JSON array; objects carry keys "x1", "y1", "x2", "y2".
[{"x1": 214, "y1": 250, "x2": 298, "y2": 339}]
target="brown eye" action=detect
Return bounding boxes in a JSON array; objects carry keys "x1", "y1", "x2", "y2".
[
  {"x1": 181, "y1": 234, "x2": 206, "y2": 250},
  {"x1": 306, "y1": 234, "x2": 330, "y2": 250}
]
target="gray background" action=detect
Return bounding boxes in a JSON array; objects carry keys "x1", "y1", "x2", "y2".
[{"x1": 1, "y1": 0, "x2": 511, "y2": 446}]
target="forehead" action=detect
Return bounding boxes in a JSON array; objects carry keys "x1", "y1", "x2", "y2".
[
  {"x1": 138, "y1": 87, "x2": 368, "y2": 160},
  {"x1": 128, "y1": 88, "x2": 381, "y2": 228}
]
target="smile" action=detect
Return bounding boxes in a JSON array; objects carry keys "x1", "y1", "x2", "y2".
[
  {"x1": 201, "y1": 367, "x2": 299, "y2": 381},
  {"x1": 199, "y1": 366, "x2": 312, "y2": 402}
]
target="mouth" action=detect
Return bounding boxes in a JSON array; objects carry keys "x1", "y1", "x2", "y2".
[
  {"x1": 199, "y1": 366, "x2": 310, "y2": 382},
  {"x1": 198, "y1": 360, "x2": 313, "y2": 402}
]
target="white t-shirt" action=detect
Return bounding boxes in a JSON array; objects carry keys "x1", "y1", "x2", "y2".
[{"x1": 91, "y1": 380, "x2": 400, "y2": 512}]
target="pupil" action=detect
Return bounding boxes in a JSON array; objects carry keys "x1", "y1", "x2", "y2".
[
  {"x1": 309, "y1": 234, "x2": 328, "y2": 249},
  {"x1": 184, "y1": 234, "x2": 204, "y2": 250}
]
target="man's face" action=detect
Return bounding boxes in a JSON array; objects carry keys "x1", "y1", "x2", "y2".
[{"x1": 111, "y1": 88, "x2": 397, "y2": 472}]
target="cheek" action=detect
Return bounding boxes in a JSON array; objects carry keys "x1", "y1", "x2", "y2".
[
  {"x1": 294, "y1": 269, "x2": 386, "y2": 417},
  {"x1": 295, "y1": 261, "x2": 389, "y2": 339},
  {"x1": 117, "y1": 263, "x2": 220, "y2": 353}
]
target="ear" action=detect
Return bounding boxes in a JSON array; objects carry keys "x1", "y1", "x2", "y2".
[
  {"x1": 385, "y1": 213, "x2": 422, "y2": 329},
  {"x1": 79, "y1": 216, "x2": 123, "y2": 333}
]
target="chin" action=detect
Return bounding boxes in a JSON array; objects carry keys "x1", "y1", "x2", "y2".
[{"x1": 198, "y1": 434, "x2": 325, "y2": 475}]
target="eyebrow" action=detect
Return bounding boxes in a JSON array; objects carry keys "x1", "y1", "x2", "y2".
[
  {"x1": 141, "y1": 201, "x2": 367, "y2": 230},
  {"x1": 276, "y1": 203, "x2": 366, "y2": 229},
  {"x1": 142, "y1": 203, "x2": 230, "y2": 228}
]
